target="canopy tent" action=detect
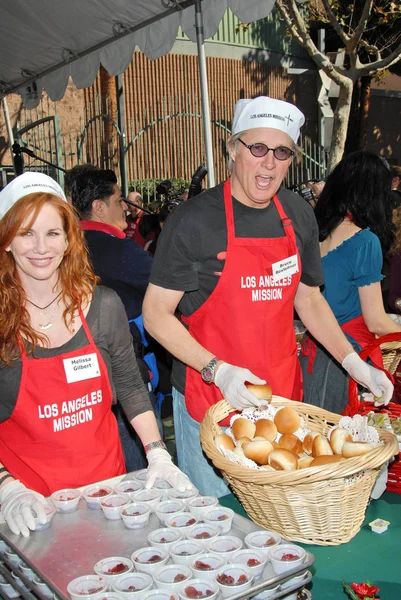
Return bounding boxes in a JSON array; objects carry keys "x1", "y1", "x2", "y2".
[{"x1": 0, "y1": 0, "x2": 276, "y2": 185}]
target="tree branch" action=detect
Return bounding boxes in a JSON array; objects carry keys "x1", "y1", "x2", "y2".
[
  {"x1": 321, "y1": 0, "x2": 350, "y2": 47},
  {"x1": 276, "y1": 1, "x2": 349, "y2": 86},
  {"x1": 348, "y1": 0, "x2": 374, "y2": 53}
]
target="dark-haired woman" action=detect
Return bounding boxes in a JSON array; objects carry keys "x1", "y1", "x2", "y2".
[
  {"x1": 0, "y1": 173, "x2": 190, "y2": 538},
  {"x1": 300, "y1": 151, "x2": 401, "y2": 413}
]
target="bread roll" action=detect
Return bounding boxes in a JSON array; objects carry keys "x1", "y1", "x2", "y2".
[
  {"x1": 297, "y1": 455, "x2": 314, "y2": 469},
  {"x1": 310, "y1": 455, "x2": 345, "y2": 467},
  {"x1": 231, "y1": 418, "x2": 256, "y2": 441},
  {"x1": 245, "y1": 383, "x2": 272, "y2": 401},
  {"x1": 214, "y1": 434, "x2": 235, "y2": 450},
  {"x1": 254, "y1": 419, "x2": 277, "y2": 442},
  {"x1": 268, "y1": 449, "x2": 298, "y2": 471},
  {"x1": 254, "y1": 436, "x2": 270, "y2": 442},
  {"x1": 302, "y1": 431, "x2": 319, "y2": 455},
  {"x1": 312, "y1": 434, "x2": 334, "y2": 457},
  {"x1": 274, "y1": 407, "x2": 300, "y2": 434},
  {"x1": 243, "y1": 440, "x2": 274, "y2": 465},
  {"x1": 330, "y1": 428, "x2": 353, "y2": 455},
  {"x1": 237, "y1": 436, "x2": 252, "y2": 447},
  {"x1": 278, "y1": 433, "x2": 303, "y2": 455},
  {"x1": 342, "y1": 441, "x2": 381, "y2": 458}
]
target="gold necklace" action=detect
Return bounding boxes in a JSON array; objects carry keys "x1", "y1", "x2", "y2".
[{"x1": 26, "y1": 291, "x2": 62, "y2": 330}]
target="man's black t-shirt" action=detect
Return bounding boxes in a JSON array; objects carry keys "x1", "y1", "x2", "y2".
[{"x1": 150, "y1": 183, "x2": 324, "y2": 393}]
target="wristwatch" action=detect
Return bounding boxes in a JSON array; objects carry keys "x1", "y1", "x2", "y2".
[
  {"x1": 201, "y1": 357, "x2": 220, "y2": 384},
  {"x1": 144, "y1": 440, "x2": 167, "y2": 454}
]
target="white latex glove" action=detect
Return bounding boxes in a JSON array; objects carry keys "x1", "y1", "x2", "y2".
[
  {"x1": 361, "y1": 392, "x2": 388, "y2": 407},
  {"x1": 342, "y1": 352, "x2": 393, "y2": 405},
  {"x1": 0, "y1": 480, "x2": 49, "y2": 537},
  {"x1": 214, "y1": 362, "x2": 268, "y2": 410},
  {"x1": 145, "y1": 448, "x2": 193, "y2": 492}
]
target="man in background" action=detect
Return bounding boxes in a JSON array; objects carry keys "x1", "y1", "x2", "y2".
[
  {"x1": 390, "y1": 165, "x2": 401, "y2": 210},
  {"x1": 125, "y1": 190, "x2": 147, "y2": 248}
]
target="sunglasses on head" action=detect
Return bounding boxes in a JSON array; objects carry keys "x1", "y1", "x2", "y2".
[{"x1": 238, "y1": 138, "x2": 295, "y2": 160}]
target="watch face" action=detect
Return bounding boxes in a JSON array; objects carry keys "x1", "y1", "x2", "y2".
[{"x1": 201, "y1": 367, "x2": 214, "y2": 383}]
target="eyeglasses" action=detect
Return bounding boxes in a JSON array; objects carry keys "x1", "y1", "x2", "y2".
[{"x1": 238, "y1": 138, "x2": 295, "y2": 160}]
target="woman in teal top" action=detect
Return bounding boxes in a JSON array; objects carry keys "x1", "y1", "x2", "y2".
[{"x1": 300, "y1": 151, "x2": 401, "y2": 414}]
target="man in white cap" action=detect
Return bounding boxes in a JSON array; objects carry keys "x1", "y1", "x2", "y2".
[{"x1": 143, "y1": 96, "x2": 393, "y2": 496}]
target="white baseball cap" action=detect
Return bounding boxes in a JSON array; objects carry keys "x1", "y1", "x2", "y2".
[
  {"x1": 0, "y1": 172, "x2": 66, "y2": 220},
  {"x1": 232, "y1": 96, "x2": 305, "y2": 143}
]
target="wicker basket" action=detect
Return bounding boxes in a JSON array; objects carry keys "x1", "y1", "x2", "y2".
[{"x1": 200, "y1": 397, "x2": 399, "y2": 546}]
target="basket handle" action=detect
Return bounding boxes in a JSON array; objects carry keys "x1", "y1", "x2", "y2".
[{"x1": 345, "y1": 332, "x2": 401, "y2": 416}]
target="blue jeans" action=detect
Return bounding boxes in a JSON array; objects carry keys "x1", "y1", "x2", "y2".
[
  {"x1": 172, "y1": 387, "x2": 230, "y2": 498},
  {"x1": 113, "y1": 391, "x2": 163, "y2": 473}
]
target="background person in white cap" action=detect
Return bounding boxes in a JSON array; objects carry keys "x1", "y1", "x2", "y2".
[
  {"x1": 0, "y1": 172, "x2": 191, "y2": 537},
  {"x1": 143, "y1": 96, "x2": 393, "y2": 497}
]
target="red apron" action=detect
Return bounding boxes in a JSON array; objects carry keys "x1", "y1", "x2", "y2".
[
  {"x1": 182, "y1": 179, "x2": 302, "y2": 423},
  {"x1": 0, "y1": 308, "x2": 125, "y2": 496},
  {"x1": 301, "y1": 314, "x2": 384, "y2": 373}
]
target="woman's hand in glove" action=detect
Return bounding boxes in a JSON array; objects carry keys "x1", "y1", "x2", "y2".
[
  {"x1": 214, "y1": 362, "x2": 267, "y2": 410},
  {"x1": 342, "y1": 352, "x2": 393, "y2": 405},
  {"x1": 0, "y1": 480, "x2": 50, "y2": 537},
  {"x1": 145, "y1": 448, "x2": 193, "y2": 492}
]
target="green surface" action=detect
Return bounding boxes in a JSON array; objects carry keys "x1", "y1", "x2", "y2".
[{"x1": 220, "y1": 492, "x2": 401, "y2": 599}]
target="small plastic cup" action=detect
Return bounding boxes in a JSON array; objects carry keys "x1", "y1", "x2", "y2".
[
  {"x1": 100, "y1": 494, "x2": 130, "y2": 520},
  {"x1": 164, "y1": 512, "x2": 198, "y2": 536},
  {"x1": 34, "y1": 502, "x2": 56, "y2": 531},
  {"x1": 132, "y1": 469, "x2": 148, "y2": 483},
  {"x1": 120, "y1": 502, "x2": 152, "y2": 529},
  {"x1": 11, "y1": 571, "x2": 30, "y2": 593},
  {"x1": 206, "y1": 535, "x2": 243, "y2": 558},
  {"x1": 166, "y1": 487, "x2": 199, "y2": 504},
  {"x1": 142, "y1": 592, "x2": 178, "y2": 600},
  {"x1": 19, "y1": 562, "x2": 36, "y2": 582},
  {"x1": 202, "y1": 506, "x2": 234, "y2": 535},
  {"x1": 91, "y1": 594, "x2": 122, "y2": 600},
  {"x1": 168, "y1": 539, "x2": 205, "y2": 566},
  {"x1": 153, "y1": 564, "x2": 193, "y2": 593},
  {"x1": 111, "y1": 573, "x2": 153, "y2": 598},
  {"x1": 4, "y1": 549, "x2": 23, "y2": 568},
  {"x1": 244, "y1": 530, "x2": 282, "y2": 558},
  {"x1": 229, "y1": 548, "x2": 267, "y2": 581},
  {"x1": 177, "y1": 578, "x2": 220, "y2": 600},
  {"x1": 147, "y1": 527, "x2": 183, "y2": 550},
  {"x1": 280, "y1": 569, "x2": 309, "y2": 599},
  {"x1": 130, "y1": 546, "x2": 169, "y2": 575},
  {"x1": 131, "y1": 488, "x2": 163, "y2": 511},
  {"x1": 189, "y1": 553, "x2": 227, "y2": 581},
  {"x1": 186, "y1": 496, "x2": 219, "y2": 521},
  {"x1": 187, "y1": 524, "x2": 220, "y2": 544},
  {"x1": 67, "y1": 575, "x2": 108, "y2": 600},
  {"x1": 114, "y1": 479, "x2": 144, "y2": 499},
  {"x1": 94, "y1": 556, "x2": 134, "y2": 584},
  {"x1": 268, "y1": 543, "x2": 307, "y2": 576},
  {"x1": 50, "y1": 488, "x2": 81, "y2": 513},
  {"x1": 215, "y1": 563, "x2": 253, "y2": 598},
  {"x1": 252, "y1": 584, "x2": 281, "y2": 599},
  {"x1": 82, "y1": 484, "x2": 113, "y2": 510},
  {"x1": 154, "y1": 500, "x2": 186, "y2": 526},
  {"x1": 33, "y1": 577, "x2": 54, "y2": 599},
  {"x1": 0, "y1": 580, "x2": 20, "y2": 599}
]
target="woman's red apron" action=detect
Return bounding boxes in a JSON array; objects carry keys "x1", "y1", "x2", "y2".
[
  {"x1": 301, "y1": 314, "x2": 384, "y2": 372},
  {"x1": 182, "y1": 179, "x2": 302, "y2": 423},
  {"x1": 0, "y1": 308, "x2": 125, "y2": 496}
]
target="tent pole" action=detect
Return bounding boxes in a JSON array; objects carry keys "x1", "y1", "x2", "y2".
[
  {"x1": 1, "y1": 97, "x2": 16, "y2": 175},
  {"x1": 116, "y1": 74, "x2": 128, "y2": 197},
  {"x1": 194, "y1": 0, "x2": 215, "y2": 187}
]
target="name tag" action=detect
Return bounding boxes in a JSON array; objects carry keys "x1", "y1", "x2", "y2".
[
  {"x1": 63, "y1": 353, "x2": 101, "y2": 384},
  {"x1": 271, "y1": 254, "x2": 299, "y2": 282}
]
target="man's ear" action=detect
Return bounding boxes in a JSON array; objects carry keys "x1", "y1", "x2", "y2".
[
  {"x1": 91, "y1": 199, "x2": 105, "y2": 218},
  {"x1": 227, "y1": 136, "x2": 236, "y2": 163}
]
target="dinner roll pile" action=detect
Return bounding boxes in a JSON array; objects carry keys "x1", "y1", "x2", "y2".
[{"x1": 214, "y1": 406, "x2": 382, "y2": 471}]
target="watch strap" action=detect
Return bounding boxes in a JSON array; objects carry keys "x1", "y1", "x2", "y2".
[{"x1": 144, "y1": 440, "x2": 167, "y2": 454}]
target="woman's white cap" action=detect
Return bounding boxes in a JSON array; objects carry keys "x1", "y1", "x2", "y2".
[
  {"x1": 0, "y1": 172, "x2": 66, "y2": 220},
  {"x1": 232, "y1": 96, "x2": 305, "y2": 143}
]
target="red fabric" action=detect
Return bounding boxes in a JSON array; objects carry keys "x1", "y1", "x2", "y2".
[
  {"x1": 301, "y1": 314, "x2": 383, "y2": 373},
  {"x1": 0, "y1": 309, "x2": 125, "y2": 495},
  {"x1": 80, "y1": 220, "x2": 126, "y2": 239},
  {"x1": 182, "y1": 179, "x2": 302, "y2": 424},
  {"x1": 125, "y1": 214, "x2": 146, "y2": 248}
]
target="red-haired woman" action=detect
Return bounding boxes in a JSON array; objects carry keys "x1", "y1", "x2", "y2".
[{"x1": 0, "y1": 172, "x2": 190, "y2": 538}]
